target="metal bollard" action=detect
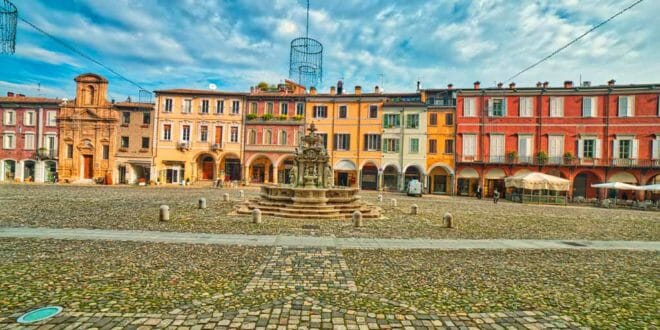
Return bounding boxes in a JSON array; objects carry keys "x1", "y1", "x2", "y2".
[{"x1": 159, "y1": 205, "x2": 170, "y2": 221}]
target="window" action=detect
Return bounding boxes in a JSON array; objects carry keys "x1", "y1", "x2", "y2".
[
  {"x1": 444, "y1": 139, "x2": 454, "y2": 154},
  {"x1": 410, "y1": 138, "x2": 419, "y2": 153},
  {"x1": 618, "y1": 96, "x2": 634, "y2": 117},
  {"x1": 249, "y1": 102, "x2": 257, "y2": 115},
  {"x1": 519, "y1": 97, "x2": 533, "y2": 117},
  {"x1": 318, "y1": 133, "x2": 328, "y2": 149},
  {"x1": 313, "y1": 105, "x2": 327, "y2": 118},
  {"x1": 3, "y1": 110, "x2": 15, "y2": 125},
  {"x1": 547, "y1": 135, "x2": 562, "y2": 164},
  {"x1": 230, "y1": 126, "x2": 238, "y2": 142},
  {"x1": 122, "y1": 112, "x2": 130, "y2": 125},
  {"x1": 182, "y1": 125, "x2": 191, "y2": 142},
  {"x1": 549, "y1": 97, "x2": 564, "y2": 117},
  {"x1": 383, "y1": 138, "x2": 399, "y2": 153},
  {"x1": 463, "y1": 98, "x2": 476, "y2": 117},
  {"x1": 429, "y1": 139, "x2": 437, "y2": 154},
  {"x1": 296, "y1": 103, "x2": 304, "y2": 116},
  {"x1": 618, "y1": 139, "x2": 632, "y2": 159},
  {"x1": 334, "y1": 134, "x2": 350, "y2": 151},
  {"x1": 142, "y1": 137, "x2": 150, "y2": 149},
  {"x1": 338, "y1": 105, "x2": 348, "y2": 119},
  {"x1": 582, "y1": 97, "x2": 597, "y2": 117},
  {"x1": 364, "y1": 134, "x2": 381, "y2": 151},
  {"x1": 164, "y1": 98, "x2": 173, "y2": 112},
  {"x1": 142, "y1": 112, "x2": 151, "y2": 125},
  {"x1": 383, "y1": 114, "x2": 400, "y2": 128},
  {"x1": 214, "y1": 126, "x2": 223, "y2": 144},
  {"x1": 47, "y1": 111, "x2": 57, "y2": 126},
  {"x1": 45, "y1": 135, "x2": 56, "y2": 152},
  {"x1": 183, "y1": 99, "x2": 192, "y2": 113},
  {"x1": 231, "y1": 101, "x2": 240, "y2": 114},
  {"x1": 406, "y1": 114, "x2": 419, "y2": 128},
  {"x1": 652, "y1": 138, "x2": 660, "y2": 160},
  {"x1": 279, "y1": 130, "x2": 287, "y2": 145},
  {"x1": 582, "y1": 139, "x2": 596, "y2": 158},
  {"x1": 163, "y1": 124, "x2": 172, "y2": 140},
  {"x1": 24, "y1": 111, "x2": 35, "y2": 126},
  {"x1": 216, "y1": 100, "x2": 224, "y2": 114},
  {"x1": 66, "y1": 144, "x2": 73, "y2": 158},
  {"x1": 445, "y1": 113, "x2": 453, "y2": 126},
  {"x1": 24, "y1": 133, "x2": 35, "y2": 150},
  {"x1": 489, "y1": 98, "x2": 505, "y2": 117},
  {"x1": 369, "y1": 105, "x2": 378, "y2": 118},
  {"x1": 248, "y1": 130, "x2": 256, "y2": 144},
  {"x1": 519, "y1": 135, "x2": 534, "y2": 163},
  {"x1": 462, "y1": 134, "x2": 477, "y2": 159},
  {"x1": 489, "y1": 134, "x2": 505, "y2": 162},
  {"x1": 200, "y1": 125, "x2": 208, "y2": 142},
  {"x1": 429, "y1": 113, "x2": 437, "y2": 126},
  {"x1": 121, "y1": 136, "x2": 129, "y2": 148},
  {"x1": 263, "y1": 129, "x2": 272, "y2": 144},
  {"x1": 102, "y1": 145, "x2": 109, "y2": 160},
  {"x1": 266, "y1": 103, "x2": 274, "y2": 115},
  {"x1": 201, "y1": 100, "x2": 209, "y2": 114},
  {"x1": 280, "y1": 103, "x2": 288, "y2": 116}
]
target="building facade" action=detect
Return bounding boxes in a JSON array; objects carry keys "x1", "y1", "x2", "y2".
[
  {"x1": 1, "y1": 92, "x2": 61, "y2": 183},
  {"x1": 152, "y1": 89, "x2": 245, "y2": 185},
  {"x1": 244, "y1": 80, "x2": 306, "y2": 185},
  {"x1": 455, "y1": 80, "x2": 660, "y2": 199},
  {"x1": 114, "y1": 101, "x2": 155, "y2": 184},
  {"x1": 422, "y1": 87, "x2": 456, "y2": 194},
  {"x1": 57, "y1": 73, "x2": 118, "y2": 183}
]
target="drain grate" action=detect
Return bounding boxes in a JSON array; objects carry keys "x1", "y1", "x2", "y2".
[
  {"x1": 302, "y1": 225, "x2": 320, "y2": 230},
  {"x1": 562, "y1": 241, "x2": 588, "y2": 247}
]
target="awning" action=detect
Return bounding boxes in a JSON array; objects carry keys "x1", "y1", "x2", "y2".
[
  {"x1": 457, "y1": 168, "x2": 479, "y2": 179},
  {"x1": 334, "y1": 160, "x2": 356, "y2": 171},
  {"x1": 608, "y1": 172, "x2": 637, "y2": 184},
  {"x1": 485, "y1": 168, "x2": 506, "y2": 179},
  {"x1": 505, "y1": 172, "x2": 570, "y2": 191},
  {"x1": 591, "y1": 182, "x2": 642, "y2": 190}
]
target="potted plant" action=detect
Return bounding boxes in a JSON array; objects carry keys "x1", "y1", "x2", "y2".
[
  {"x1": 278, "y1": 115, "x2": 288, "y2": 120},
  {"x1": 563, "y1": 152, "x2": 574, "y2": 165},
  {"x1": 262, "y1": 113, "x2": 273, "y2": 121},
  {"x1": 293, "y1": 115, "x2": 304, "y2": 121},
  {"x1": 246, "y1": 113, "x2": 257, "y2": 120},
  {"x1": 536, "y1": 151, "x2": 548, "y2": 165},
  {"x1": 506, "y1": 151, "x2": 518, "y2": 163}
]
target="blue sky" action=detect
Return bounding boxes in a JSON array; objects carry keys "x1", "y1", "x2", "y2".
[{"x1": 1, "y1": 0, "x2": 658, "y2": 101}]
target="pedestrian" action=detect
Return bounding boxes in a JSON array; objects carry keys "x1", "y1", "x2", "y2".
[
  {"x1": 476, "y1": 185, "x2": 482, "y2": 200},
  {"x1": 493, "y1": 188, "x2": 500, "y2": 204},
  {"x1": 53, "y1": 171, "x2": 58, "y2": 183}
]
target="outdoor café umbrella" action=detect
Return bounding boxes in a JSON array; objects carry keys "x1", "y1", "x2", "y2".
[
  {"x1": 591, "y1": 182, "x2": 642, "y2": 204},
  {"x1": 640, "y1": 183, "x2": 660, "y2": 191}
]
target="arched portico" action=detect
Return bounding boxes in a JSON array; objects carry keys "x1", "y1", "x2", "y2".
[
  {"x1": 428, "y1": 163, "x2": 453, "y2": 194},
  {"x1": 382, "y1": 164, "x2": 400, "y2": 191},
  {"x1": 360, "y1": 161, "x2": 379, "y2": 190},
  {"x1": 334, "y1": 159, "x2": 357, "y2": 187},
  {"x1": 247, "y1": 154, "x2": 274, "y2": 184}
]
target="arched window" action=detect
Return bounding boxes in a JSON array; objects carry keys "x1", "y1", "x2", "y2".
[
  {"x1": 264, "y1": 129, "x2": 272, "y2": 145},
  {"x1": 84, "y1": 85, "x2": 96, "y2": 105},
  {"x1": 248, "y1": 129, "x2": 257, "y2": 145},
  {"x1": 279, "y1": 130, "x2": 287, "y2": 145}
]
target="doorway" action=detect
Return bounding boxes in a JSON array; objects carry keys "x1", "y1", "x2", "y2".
[
  {"x1": 337, "y1": 172, "x2": 349, "y2": 187},
  {"x1": 201, "y1": 156, "x2": 214, "y2": 180},
  {"x1": 83, "y1": 155, "x2": 93, "y2": 179}
]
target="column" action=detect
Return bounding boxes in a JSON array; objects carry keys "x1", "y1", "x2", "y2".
[
  {"x1": 16, "y1": 161, "x2": 24, "y2": 182},
  {"x1": 35, "y1": 161, "x2": 45, "y2": 183}
]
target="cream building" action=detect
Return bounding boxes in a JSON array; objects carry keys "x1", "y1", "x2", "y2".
[{"x1": 152, "y1": 89, "x2": 246, "y2": 185}]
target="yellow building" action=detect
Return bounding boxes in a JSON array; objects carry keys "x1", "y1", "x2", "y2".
[
  {"x1": 306, "y1": 83, "x2": 386, "y2": 189},
  {"x1": 152, "y1": 89, "x2": 246, "y2": 185},
  {"x1": 422, "y1": 88, "x2": 456, "y2": 194}
]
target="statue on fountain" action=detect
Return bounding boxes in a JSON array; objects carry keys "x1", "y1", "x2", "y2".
[{"x1": 290, "y1": 123, "x2": 331, "y2": 188}]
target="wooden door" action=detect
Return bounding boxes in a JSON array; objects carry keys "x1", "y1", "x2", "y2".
[
  {"x1": 214, "y1": 126, "x2": 222, "y2": 144},
  {"x1": 202, "y1": 161, "x2": 214, "y2": 180},
  {"x1": 83, "y1": 155, "x2": 93, "y2": 179}
]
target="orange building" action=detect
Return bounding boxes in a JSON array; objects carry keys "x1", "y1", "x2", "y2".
[{"x1": 422, "y1": 87, "x2": 456, "y2": 194}]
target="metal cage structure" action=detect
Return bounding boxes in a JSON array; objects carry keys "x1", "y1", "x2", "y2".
[
  {"x1": 0, "y1": 0, "x2": 17, "y2": 54},
  {"x1": 289, "y1": 37, "x2": 323, "y2": 89}
]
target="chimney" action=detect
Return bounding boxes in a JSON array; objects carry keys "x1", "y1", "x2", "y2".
[
  {"x1": 582, "y1": 81, "x2": 591, "y2": 87},
  {"x1": 416, "y1": 81, "x2": 421, "y2": 91},
  {"x1": 509, "y1": 82, "x2": 516, "y2": 89},
  {"x1": 337, "y1": 80, "x2": 343, "y2": 95},
  {"x1": 310, "y1": 86, "x2": 317, "y2": 95},
  {"x1": 608, "y1": 79, "x2": 616, "y2": 86},
  {"x1": 497, "y1": 82, "x2": 503, "y2": 89},
  {"x1": 7, "y1": 92, "x2": 14, "y2": 97},
  {"x1": 354, "y1": 85, "x2": 362, "y2": 95},
  {"x1": 17, "y1": 94, "x2": 25, "y2": 97},
  {"x1": 536, "y1": 82, "x2": 543, "y2": 88},
  {"x1": 447, "y1": 83, "x2": 453, "y2": 90},
  {"x1": 563, "y1": 80, "x2": 573, "y2": 88},
  {"x1": 542, "y1": 81, "x2": 549, "y2": 88},
  {"x1": 330, "y1": 86, "x2": 336, "y2": 95},
  {"x1": 474, "y1": 81, "x2": 480, "y2": 89},
  {"x1": 374, "y1": 85, "x2": 380, "y2": 94}
]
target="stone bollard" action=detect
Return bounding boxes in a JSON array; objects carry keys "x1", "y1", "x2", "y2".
[
  {"x1": 411, "y1": 204, "x2": 418, "y2": 215},
  {"x1": 239, "y1": 190, "x2": 245, "y2": 199},
  {"x1": 252, "y1": 208, "x2": 262, "y2": 224},
  {"x1": 352, "y1": 210, "x2": 363, "y2": 227},
  {"x1": 198, "y1": 198, "x2": 206, "y2": 209},
  {"x1": 390, "y1": 198, "x2": 397, "y2": 207},
  {"x1": 159, "y1": 205, "x2": 170, "y2": 221},
  {"x1": 443, "y1": 212, "x2": 454, "y2": 228},
  {"x1": 223, "y1": 193, "x2": 229, "y2": 201},
  {"x1": 377, "y1": 194, "x2": 383, "y2": 203}
]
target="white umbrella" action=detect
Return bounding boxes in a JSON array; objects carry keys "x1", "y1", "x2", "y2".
[
  {"x1": 640, "y1": 183, "x2": 660, "y2": 191},
  {"x1": 590, "y1": 182, "x2": 642, "y2": 190}
]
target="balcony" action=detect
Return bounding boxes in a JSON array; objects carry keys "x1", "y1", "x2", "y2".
[
  {"x1": 34, "y1": 148, "x2": 57, "y2": 160},
  {"x1": 211, "y1": 143, "x2": 224, "y2": 151},
  {"x1": 457, "y1": 154, "x2": 660, "y2": 169},
  {"x1": 176, "y1": 141, "x2": 191, "y2": 151}
]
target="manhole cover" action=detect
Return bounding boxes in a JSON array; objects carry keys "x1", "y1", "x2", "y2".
[
  {"x1": 562, "y1": 241, "x2": 587, "y2": 247},
  {"x1": 302, "y1": 225, "x2": 320, "y2": 230},
  {"x1": 17, "y1": 306, "x2": 63, "y2": 324}
]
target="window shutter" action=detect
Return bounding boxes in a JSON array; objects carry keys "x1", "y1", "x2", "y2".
[
  {"x1": 652, "y1": 140, "x2": 659, "y2": 160},
  {"x1": 463, "y1": 99, "x2": 468, "y2": 116},
  {"x1": 631, "y1": 139, "x2": 639, "y2": 159},
  {"x1": 577, "y1": 139, "x2": 584, "y2": 158},
  {"x1": 487, "y1": 99, "x2": 493, "y2": 117},
  {"x1": 612, "y1": 140, "x2": 619, "y2": 159},
  {"x1": 618, "y1": 96, "x2": 626, "y2": 117},
  {"x1": 582, "y1": 97, "x2": 588, "y2": 117},
  {"x1": 558, "y1": 97, "x2": 564, "y2": 117},
  {"x1": 364, "y1": 135, "x2": 368, "y2": 151},
  {"x1": 628, "y1": 96, "x2": 635, "y2": 117},
  {"x1": 503, "y1": 98, "x2": 507, "y2": 116},
  {"x1": 591, "y1": 97, "x2": 598, "y2": 117},
  {"x1": 333, "y1": 134, "x2": 337, "y2": 150},
  {"x1": 595, "y1": 139, "x2": 602, "y2": 159},
  {"x1": 346, "y1": 135, "x2": 351, "y2": 151}
]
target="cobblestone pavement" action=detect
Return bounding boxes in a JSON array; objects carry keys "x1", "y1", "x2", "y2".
[{"x1": 1, "y1": 246, "x2": 586, "y2": 329}]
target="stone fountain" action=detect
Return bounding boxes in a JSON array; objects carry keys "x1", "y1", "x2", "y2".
[{"x1": 236, "y1": 123, "x2": 381, "y2": 220}]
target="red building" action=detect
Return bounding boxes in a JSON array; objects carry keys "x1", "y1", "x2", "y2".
[
  {"x1": 1, "y1": 92, "x2": 61, "y2": 182},
  {"x1": 243, "y1": 80, "x2": 306, "y2": 184},
  {"x1": 455, "y1": 80, "x2": 660, "y2": 200}
]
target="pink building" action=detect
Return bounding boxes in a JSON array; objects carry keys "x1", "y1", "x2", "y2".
[
  {"x1": 243, "y1": 80, "x2": 306, "y2": 184},
  {"x1": 1, "y1": 92, "x2": 61, "y2": 182}
]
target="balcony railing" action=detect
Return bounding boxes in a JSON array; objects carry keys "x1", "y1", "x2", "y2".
[
  {"x1": 457, "y1": 154, "x2": 659, "y2": 168},
  {"x1": 33, "y1": 148, "x2": 58, "y2": 160}
]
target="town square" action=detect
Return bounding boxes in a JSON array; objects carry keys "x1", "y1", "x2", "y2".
[{"x1": 1, "y1": 0, "x2": 659, "y2": 329}]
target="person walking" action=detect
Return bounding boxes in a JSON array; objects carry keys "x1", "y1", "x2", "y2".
[
  {"x1": 476, "y1": 185, "x2": 482, "y2": 199},
  {"x1": 493, "y1": 188, "x2": 500, "y2": 204}
]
